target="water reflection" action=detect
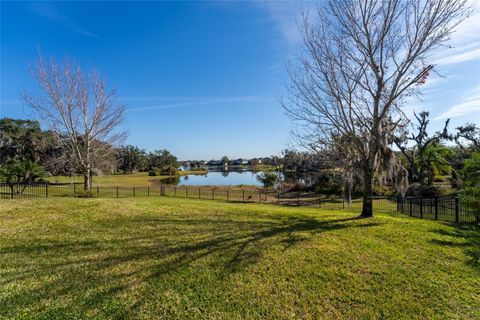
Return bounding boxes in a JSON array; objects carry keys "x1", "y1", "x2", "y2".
[
  {"x1": 162, "y1": 176, "x2": 180, "y2": 185},
  {"x1": 166, "y1": 170, "x2": 263, "y2": 186},
  {"x1": 158, "y1": 169, "x2": 318, "y2": 188}
]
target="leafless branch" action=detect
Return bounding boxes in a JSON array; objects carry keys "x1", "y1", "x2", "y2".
[{"x1": 23, "y1": 56, "x2": 126, "y2": 190}]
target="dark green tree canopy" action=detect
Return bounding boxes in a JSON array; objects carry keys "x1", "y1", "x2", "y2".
[
  {"x1": 116, "y1": 145, "x2": 146, "y2": 173},
  {"x1": 148, "y1": 149, "x2": 178, "y2": 171},
  {"x1": 0, "y1": 118, "x2": 44, "y2": 164}
]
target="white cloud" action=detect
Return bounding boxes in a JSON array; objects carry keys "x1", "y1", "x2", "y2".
[
  {"x1": 125, "y1": 95, "x2": 274, "y2": 112},
  {"x1": 435, "y1": 85, "x2": 480, "y2": 119},
  {"x1": 434, "y1": 47, "x2": 480, "y2": 65},
  {"x1": 29, "y1": 3, "x2": 98, "y2": 38},
  {"x1": 433, "y1": 3, "x2": 480, "y2": 65},
  {"x1": 127, "y1": 101, "x2": 207, "y2": 112},
  {"x1": 253, "y1": 1, "x2": 312, "y2": 47}
]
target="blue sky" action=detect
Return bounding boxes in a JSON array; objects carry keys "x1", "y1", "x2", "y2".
[{"x1": 1, "y1": 1, "x2": 479, "y2": 160}]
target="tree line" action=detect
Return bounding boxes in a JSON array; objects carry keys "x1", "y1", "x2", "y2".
[
  {"x1": 0, "y1": 117, "x2": 179, "y2": 190},
  {"x1": 278, "y1": 113, "x2": 479, "y2": 202}
]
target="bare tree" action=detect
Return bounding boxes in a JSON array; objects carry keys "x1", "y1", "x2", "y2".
[
  {"x1": 24, "y1": 56, "x2": 126, "y2": 190},
  {"x1": 283, "y1": 0, "x2": 470, "y2": 217}
]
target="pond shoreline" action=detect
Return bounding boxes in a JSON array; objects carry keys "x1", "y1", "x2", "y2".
[{"x1": 45, "y1": 170, "x2": 267, "y2": 188}]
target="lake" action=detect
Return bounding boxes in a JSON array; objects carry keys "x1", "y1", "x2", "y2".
[{"x1": 178, "y1": 170, "x2": 263, "y2": 186}]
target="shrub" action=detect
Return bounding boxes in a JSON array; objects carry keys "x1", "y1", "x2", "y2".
[
  {"x1": 148, "y1": 170, "x2": 157, "y2": 176},
  {"x1": 0, "y1": 161, "x2": 46, "y2": 195},
  {"x1": 160, "y1": 165, "x2": 177, "y2": 176},
  {"x1": 407, "y1": 184, "x2": 440, "y2": 197},
  {"x1": 460, "y1": 152, "x2": 480, "y2": 219},
  {"x1": 256, "y1": 172, "x2": 279, "y2": 189}
]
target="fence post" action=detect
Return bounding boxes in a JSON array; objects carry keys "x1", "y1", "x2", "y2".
[
  {"x1": 73, "y1": 184, "x2": 76, "y2": 197},
  {"x1": 227, "y1": 189, "x2": 229, "y2": 201},
  {"x1": 455, "y1": 197, "x2": 459, "y2": 223},
  {"x1": 186, "y1": 187, "x2": 189, "y2": 197},
  {"x1": 297, "y1": 192, "x2": 300, "y2": 207},
  {"x1": 242, "y1": 190, "x2": 245, "y2": 203},
  {"x1": 259, "y1": 191, "x2": 262, "y2": 202},
  {"x1": 342, "y1": 196, "x2": 345, "y2": 209},
  {"x1": 198, "y1": 187, "x2": 201, "y2": 199},
  {"x1": 148, "y1": 186, "x2": 150, "y2": 197},
  {"x1": 409, "y1": 197, "x2": 413, "y2": 216},
  {"x1": 434, "y1": 196, "x2": 439, "y2": 220},
  {"x1": 212, "y1": 188, "x2": 215, "y2": 200},
  {"x1": 97, "y1": 186, "x2": 99, "y2": 196},
  {"x1": 420, "y1": 197, "x2": 423, "y2": 218},
  {"x1": 116, "y1": 186, "x2": 119, "y2": 198},
  {"x1": 45, "y1": 184, "x2": 48, "y2": 198}
]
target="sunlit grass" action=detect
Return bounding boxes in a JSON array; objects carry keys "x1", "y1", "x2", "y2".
[{"x1": 0, "y1": 197, "x2": 478, "y2": 319}]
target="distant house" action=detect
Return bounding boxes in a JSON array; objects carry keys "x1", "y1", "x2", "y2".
[
  {"x1": 232, "y1": 158, "x2": 249, "y2": 165},
  {"x1": 207, "y1": 160, "x2": 222, "y2": 166}
]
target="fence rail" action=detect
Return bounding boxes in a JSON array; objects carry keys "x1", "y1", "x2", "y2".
[
  {"x1": 396, "y1": 195, "x2": 478, "y2": 224},
  {"x1": 1, "y1": 183, "x2": 478, "y2": 224}
]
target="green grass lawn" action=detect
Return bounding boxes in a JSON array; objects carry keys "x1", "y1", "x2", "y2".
[{"x1": 0, "y1": 197, "x2": 478, "y2": 319}]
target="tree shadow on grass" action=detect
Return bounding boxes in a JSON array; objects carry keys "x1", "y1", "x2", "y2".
[
  {"x1": 0, "y1": 213, "x2": 381, "y2": 317},
  {"x1": 430, "y1": 224, "x2": 480, "y2": 268}
]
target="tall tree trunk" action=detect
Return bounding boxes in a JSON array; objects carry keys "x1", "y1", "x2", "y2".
[
  {"x1": 361, "y1": 165, "x2": 374, "y2": 217},
  {"x1": 89, "y1": 171, "x2": 93, "y2": 190},
  {"x1": 83, "y1": 167, "x2": 91, "y2": 191},
  {"x1": 361, "y1": 142, "x2": 376, "y2": 218},
  {"x1": 83, "y1": 174, "x2": 89, "y2": 191}
]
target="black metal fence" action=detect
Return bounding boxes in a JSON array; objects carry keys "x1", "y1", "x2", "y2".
[
  {"x1": 396, "y1": 195, "x2": 478, "y2": 224},
  {"x1": 1, "y1": 183, "x2": 478, "y2": 224}
]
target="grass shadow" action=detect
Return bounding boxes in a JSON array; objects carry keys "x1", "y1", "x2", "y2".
[
  {"x1": 0, "y1": 212, "x2": 380, "y2": 317},
  {"x1": 430, "y1": 224, "x2": 480, "y2": 268}
]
